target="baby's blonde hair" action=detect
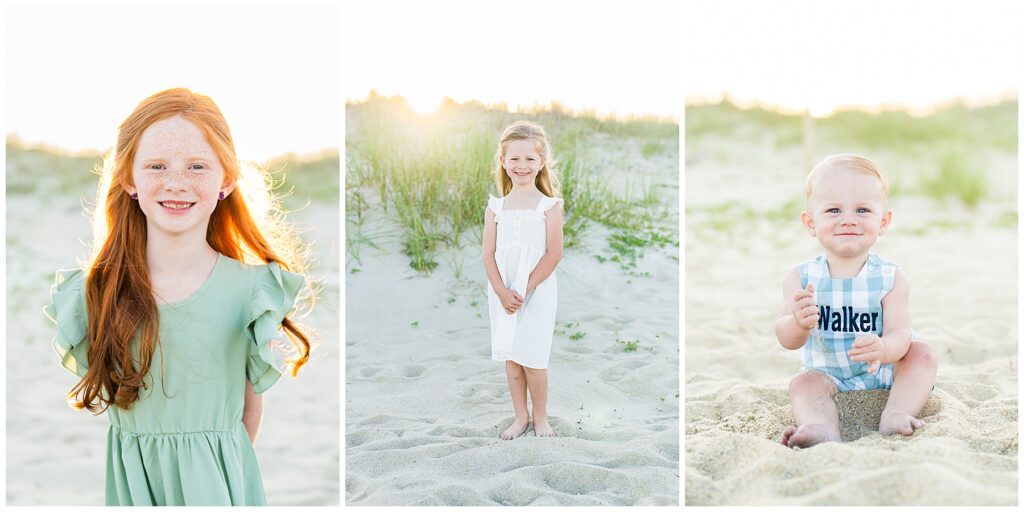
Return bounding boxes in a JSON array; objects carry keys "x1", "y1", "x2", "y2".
[{"x1": 805, "y1": 153, "x2": 889, "y2": 205}]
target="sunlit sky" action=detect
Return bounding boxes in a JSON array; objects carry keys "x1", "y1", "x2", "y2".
[
  {"x1": 6, "y1": 4, "x2": 340, "y2": 161},
  {"x1": 345, "y1": 0, "x2": 680, "y2": 119},
  {"x1": 684, "y1": 0, "x2": 1019, "y2": 116}
]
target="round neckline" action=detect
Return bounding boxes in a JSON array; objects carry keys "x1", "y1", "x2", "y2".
[
  {"x1": 821, "y1": 253, "x2": 872, "y2": 280},
  {"x1": 156, "y1": 253, "x2": 223, "y2": 309}
]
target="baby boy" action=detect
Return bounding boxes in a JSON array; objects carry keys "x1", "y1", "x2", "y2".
[{"x1": 775, "y1": 154, "x2": 938, "y2": 448}]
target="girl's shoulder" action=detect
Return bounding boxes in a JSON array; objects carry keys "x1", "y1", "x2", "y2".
[
  {"x1": 537, "y1": 195, "x2": 564, "y2": 213},
  {"x1": 44, "y1": 267, "x2": 87, "y2": 325},
  {"x1": 486, "y1": 195, "x2": 504, "y2": 214},
  {"x1": 44, "y1": 267, "x2": 89, "y2": 377},
  {"x1": 232, "y1": 256, "x2": 307, "y2": 311}
]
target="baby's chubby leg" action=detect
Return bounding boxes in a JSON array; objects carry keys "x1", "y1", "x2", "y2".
[
  {"x1": 781, "y1": 370, "x2": 841, "y2": 448},
  {"x1": 880, "y1": 340, "x2": 937, "y2": 436}
]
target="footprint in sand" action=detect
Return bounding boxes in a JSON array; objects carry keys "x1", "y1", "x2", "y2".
[
  {"x1": 359, "y1": 367, "x2": 382, "y2": 378},
  {"x1": 561, "y1": 345, "x2": 593, "y2": 354},
  {"x1": 402, "y1": 365, "x2": 427, "y2": 378},
  {"x1": 459, "y1": 383, "x2": 505, "y2": 399},
  {"x1": 599, "y1": 360, "x2": 646, "y2": 382}
]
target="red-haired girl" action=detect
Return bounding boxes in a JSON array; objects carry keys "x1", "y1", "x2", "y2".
[{"x1": 45, "y1": 88, "x2": 312, "y2": 505}]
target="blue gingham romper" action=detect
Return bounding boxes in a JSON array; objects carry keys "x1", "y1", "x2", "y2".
[{"x1": 799, "y1": 253, "x2": 899, "y2": 392}]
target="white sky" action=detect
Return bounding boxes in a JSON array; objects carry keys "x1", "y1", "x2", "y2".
[
  {"x1": 6, "y1": 4, "x2": 340, "y2": 161},
  {"x1": 684, "y1": 0, "x2": 1019, "y2": 115},
  {"x1": 344, "y1": 0, "x2": 681, "y2": 119}
]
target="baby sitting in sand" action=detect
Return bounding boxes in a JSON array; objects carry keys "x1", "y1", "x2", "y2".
[{"x1": 775, "y1": 154, "x2": 938, "y2": 448}]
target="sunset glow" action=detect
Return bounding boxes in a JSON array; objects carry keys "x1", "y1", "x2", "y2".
[
  {"x1": 6, "y1": 4, "x2": 340, "y2": 161},
  {"x1": 345, "y1": 0, "x2": 680, "y2": 120},
  {"x1": 684, "y1": 0, "x2": 1018, "y2": 115}
]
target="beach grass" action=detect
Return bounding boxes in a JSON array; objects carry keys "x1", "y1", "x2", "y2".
[
  {"x1": 346, "y1": 94, "x2": 678, "y2": 273},
  {"x1": 264, "y1": 151, "x2": 340, "y2": 209},
  {"x1": 686, "y1": 98, "x2": 1017, "y2": 152},
  {"x1": 686, "y1": 99, "x2": 1016, "y2": 214},
  {"x1": 6, "y1": 137, "x2": 103, "y2": 197},
  {"x1": 921, "y1": 146, "x2": 987, "y2": 208},
  {"x1": 6, "y1": 136, "x2": 339, "y2": 230}
]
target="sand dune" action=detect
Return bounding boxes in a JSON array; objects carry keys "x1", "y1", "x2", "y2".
[{"x1": 345, "y1": 138, "x2": 680, "y2": 505}]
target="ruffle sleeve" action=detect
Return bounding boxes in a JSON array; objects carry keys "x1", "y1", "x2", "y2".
[
  {"x1": 43, "y1": 269, "x2": 90, "y2": 378},
  {"x1": 539, "y1": 196, "x2": 564, "y2": 215},
  {"x1": 245, "y1": 262, "x2": 304, "y2": 394},
  {"x1": 486, "y1": 195, "x2": 503, "y2": 219}
]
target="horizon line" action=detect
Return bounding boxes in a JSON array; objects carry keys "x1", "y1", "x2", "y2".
[
  {"x1": 345, "y1": 91, "x2": 680, "y2": 123},
  {"x1": 5, "y1": 134, "x2": 339, "y2": 162}
]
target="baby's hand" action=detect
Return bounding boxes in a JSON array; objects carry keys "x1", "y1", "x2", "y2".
[
  {"x1": 790, "y1": 282, "x2": 819, "y2": 331},
  {"x1": 848, "y1": 334, "x2": 885, "y2": 373},
  {"x1": 500, "y1": 288, "x2": 524, "y2": 314}
]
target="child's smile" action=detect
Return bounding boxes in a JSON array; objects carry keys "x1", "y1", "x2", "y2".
[
  {"x1": 802, "y1": 167, "x2": 892, "y2": 261},
  {"x1": 503, "y1": 139, "x2": 543, "y2": 187},
  {"x1": 127, "y1": 115, "x2": 233, "y2": 238}
]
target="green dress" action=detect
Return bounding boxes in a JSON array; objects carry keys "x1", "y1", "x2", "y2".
[{"x1": 45, "y1": 253, "x2": 303, "y2": 506}]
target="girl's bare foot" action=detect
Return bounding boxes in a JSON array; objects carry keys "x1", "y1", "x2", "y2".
[
  {"x1": 879, "y1": 411, "x2": 925, "y2": 436},
  {"x1": 780, "y1": 423, "x2": 840, "y2": 448},
  {"x1": 533, "y1": 419, "x2": 556, "y2": 437},
  {"x1": 499, "y1": 418, "x2": 530, "y2": 440}
]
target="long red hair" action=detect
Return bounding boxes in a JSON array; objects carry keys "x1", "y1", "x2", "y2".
[{"x1": 72, "y1": 88, "x2": 310, "y2": 412}]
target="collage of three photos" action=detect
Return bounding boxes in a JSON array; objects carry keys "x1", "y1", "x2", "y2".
[{"x1": 5, "y1": 0, "x2": 1019, "y2": 507}]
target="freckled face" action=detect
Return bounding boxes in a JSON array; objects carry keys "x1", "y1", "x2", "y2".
[
  {"x1": 126, "y1": 116, "x2": 233, "y2": 239},
  {"x1": 805, "y1": 167, "x2": 890, "y2": 259},
  {"x1": 503, "y1": 139, "x2": 543, "y2": 188}
]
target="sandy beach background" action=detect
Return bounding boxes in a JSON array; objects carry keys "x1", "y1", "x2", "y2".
[
  {"x1": 684, "y1": 101, "x2": 1018, "y2": 505},
  {"x1": 5, "y1": 141, "x2": 341, "y2": 505},
  {"x1": 345, "y1": 98, "x2": 680, "y2": 505}
]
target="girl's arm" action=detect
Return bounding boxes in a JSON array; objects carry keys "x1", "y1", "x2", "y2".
[
  {"x1": 482, "y1": 208, "x2": 508, "y2": 293},
  {"x1": 877, "y1": 268, "x2": 913, "y2": 363},
  {"x1": 775, "y1": 266, "x2": 814, "y2": 350},
  {"x1": 483, "y1": 207, "x2": 523, "y2": 313},
  {"x1": 242, "y1": 379, "x2": 264, "y2": 444},
  {"x1": 526, "y1": 205, "x2": 564, "y2": 293}
]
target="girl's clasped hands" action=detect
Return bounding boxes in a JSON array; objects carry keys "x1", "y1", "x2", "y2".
[{"x1": 500, "y1": 288, "x2": 524, "y2": 314}]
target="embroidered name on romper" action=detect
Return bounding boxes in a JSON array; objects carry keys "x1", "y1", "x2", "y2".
[{"x1": 817, "y1": 305, "x2": 879, "y2": 333}]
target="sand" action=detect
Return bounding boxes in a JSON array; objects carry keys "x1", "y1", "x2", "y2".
[
  {"x1": 4, "y1": 170, "x2": 340, "y2": 505},
  {"x1": 345, "y1": 135, "x2": 680, "y2": 505},
  {"x1": 684, "y1": 137, "x2": 1018, "y2": 505}
]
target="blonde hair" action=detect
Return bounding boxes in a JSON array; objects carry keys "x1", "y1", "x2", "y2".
[
  {"x1": 805, "y1": 153, "x2": 889, "y2": 204},
  {"x1": 493, "y1": 121, "x2": 561, "y2": 197}
]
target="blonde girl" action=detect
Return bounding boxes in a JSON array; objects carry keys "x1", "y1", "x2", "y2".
[
  {"x1": 45, "y1": 88, "x2": 312, "y2": 505},
  {"x1": 483, "y1": 121, "x2": 565, "y2": 440}
]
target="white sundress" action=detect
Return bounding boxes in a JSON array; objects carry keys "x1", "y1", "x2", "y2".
[{"x1": 486, "y1": 194, "x2": 563, "y2": 369}]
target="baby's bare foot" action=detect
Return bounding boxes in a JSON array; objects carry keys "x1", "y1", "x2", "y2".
[
  {"x1": 533, "y1": 419, "x2": 556, "y2": 437},
  {"x1": 879, "y1": 411, "x2": 925, "y2": 436},
  {"x1": 499, "y1": 418, "x2": 530, "y2": 440},
  {"x1": 780, "y1": 424, "x2": 840, "y2": 448}
]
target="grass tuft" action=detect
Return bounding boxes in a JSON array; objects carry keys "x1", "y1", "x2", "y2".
[
  {"x1": 346, "y1": 95, "x2": 678, "y2": 273},
  {"x1": 921, "y1": 147, "x2": 987, "y2": 208}
]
